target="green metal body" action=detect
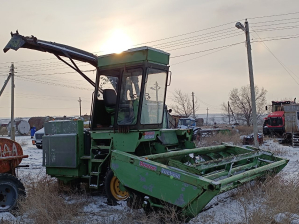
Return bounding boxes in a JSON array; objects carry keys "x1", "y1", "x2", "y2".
[
  {"x1": 41, "y1": 46, "x2": 288, "y2": 221},
  {"x1": 3, "y1": 33, "x2": 289, "y2": 221}
]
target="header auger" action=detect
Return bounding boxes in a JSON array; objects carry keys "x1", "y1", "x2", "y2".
[{"x1": 3, "y1": 32, "x2": 288, "y2": 221}]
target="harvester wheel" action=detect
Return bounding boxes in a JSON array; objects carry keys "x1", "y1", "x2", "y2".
[
  {"x1": 127, "y1": 191, "x2": 144, "y2": 209},
  {"x1": 0, "y1": 173, "x2": 25, "y2": 212},
  {"x1": 104, "y1": 170, "x2": 129, "y2": 205}
]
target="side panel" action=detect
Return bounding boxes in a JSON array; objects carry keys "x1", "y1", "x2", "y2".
[
  {"x1": 284, "y1": 105, "x2": 299, "y2": 133},
  {"x1": 43, "y1": 134, "x2": 77, "y2": 168},
  {"x1": 285, "y1": 111, "x2": 299, "y2": 133}
]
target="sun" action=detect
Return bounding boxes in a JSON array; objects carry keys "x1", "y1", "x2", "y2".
[{"x1": 100, "y1": 29, "x2": 133, "y2": 54}]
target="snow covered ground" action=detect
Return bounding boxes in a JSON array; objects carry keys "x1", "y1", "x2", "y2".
[{"x1": 1, "y1": 135, "x2": 297, "y2": 223}]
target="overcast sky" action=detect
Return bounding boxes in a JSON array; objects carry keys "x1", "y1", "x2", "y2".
[{"x1": 0, "y1": 0, "x2": 299, "y2": 118}]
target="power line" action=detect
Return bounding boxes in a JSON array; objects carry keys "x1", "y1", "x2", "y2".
[
  {"x1": 247, "y1": 11, "x2": 299, "y2": 20},
  {"x1": 165, "y1": 33, "x2": 242, "y2": 52},
  {"x1": 16, "y1": 76, "x2": 93, "y2": 91},
  {"x1": 170, "y1": 46, "x2": 232, "y2": 66},
  {"x1": 0, "y1": 106, "x2": 86, "y2": 109},
  {"x1": 2, "y1": 92, "x2": 90, "y2": 102},
  {"x1": 171, "y1": 42, "x2": 244, "y2": 58},
  {"x1": 0, "y1": 11, "x2": 294, "y2": 62},
  {"x1": 252, "y1": 35, "x2": 299, "y2": 42},
  {"x1": 101, "y1": 21, "x2": 239, "y2": 51},
  {"x1": 149, "y1": 27, "x2": 237, "y2": 49},
  {"x1": 250, "y1": 16, "x2": 299, "y2": 24},
  {"x1": 14, "y1": 69, "x2": 95, "y2": 77},
  {"x1": 154, "y1": 31, "x2": 241, "y2": 51},
  {"x1": 0, "y1": 58, "x2": 57, "y2": 65},
  {"x1": 253, "y1": 31, "x2": 299, "y2": 85},
  {"x1": 253, "y1": 25, "x2": 299, "y2": 32},
  {"x1": 251, "y1": 20, "x2": 299, "y2": 28}
]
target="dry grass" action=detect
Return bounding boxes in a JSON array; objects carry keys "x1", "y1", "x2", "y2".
[
  {"x1": 17, "y1": 174, "x2": 88, "y2": 224},
  {"x1": 217, "y1": 173, "x2": 299, "y2": 224},
  {"x1": 197, "y1": 131, "x2": 242, "y2": 147},
  {"x1": 97, "y1": 204, "x2": 185, "y2": 224},
  {"x1": 244, "y1": 174, "x2": 299, "y2": 224},
  {"x1": 13, "y1": 171, "x2": 297, "y2": 224},
  {"x1": 196, "y1": 125, "x2": 265, "y2": 147},
  {"x1": 189, "y1": 173, "x2": 299, "y2": 224},
  {"x1": 236, "y1": 125, "x2": 253, "y2": 135},
  {"x1": 262, "y1": 143, "x2": 292, "y2": 156}
]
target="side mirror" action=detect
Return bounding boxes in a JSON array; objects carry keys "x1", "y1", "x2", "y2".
[{"x1": 265, "y1": 106, "x2": 268, "y2": 111}]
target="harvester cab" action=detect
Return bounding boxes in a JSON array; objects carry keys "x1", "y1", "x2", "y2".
[
  {"x1": 91, "y1": 47, "x2": 169, "y2": 132},
  {"x1": 3, "y1": 32, "x2": 289, "y2": 222}
]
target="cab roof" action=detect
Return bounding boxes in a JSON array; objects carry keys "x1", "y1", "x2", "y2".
[{"x1": 97, "y1": 46, "x2": 170, "y2": 68}]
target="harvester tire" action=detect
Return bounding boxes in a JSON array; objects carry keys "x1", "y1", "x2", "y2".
[
  {"x1": 0, "y1": 173, "x2": 26, "y2": 212},
  {"x1": 104, "y1": 169, "x2": 129, "y2": 205},
  {"x1": 127, "y1": 191, "x2": 144, "y2": 209}
]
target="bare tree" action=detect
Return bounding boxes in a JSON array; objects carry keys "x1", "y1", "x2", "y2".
[
  {"x1": 222, "y1": 85, "x2": 267, "y2": 126},
  {"x1": 171, "y1": 90, "x2": 199, "y2": 117}
]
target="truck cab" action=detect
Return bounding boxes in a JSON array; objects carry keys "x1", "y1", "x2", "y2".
[
  {"x1": 177, "y1": 117, "x2": 196, "y2": 129},
  {"x1": 33, "y1": 128, "x2": 44, "y2": 149},
  {"x1": 263, "y1": 100, "x2": 294, "y2": 136}
]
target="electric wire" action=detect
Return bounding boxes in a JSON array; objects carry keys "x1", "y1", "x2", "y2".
[
  {"x1": 16, "y1": 76, "x2": 93, "y2": 91},
  {"x1": 1, "y1": 11, "x2": 299, "y2": 65},
  {"x1": 252, "y1": 35, "x2": 299, "y2": 42},
  {"x1": 170, "y1": 46, "x2": 232, "y2": 66},
  {"x1": 250, "y1": 19, "x2": 299, "y2": 28},
  {"x1": 253, "y1": 31, "x2": 299, "y2": 85},
  {"x1": 253, "y1": 25, "x2": 299, "y2": 32},
  {"x1": 250, "y1": 17, "x2": 299, "y2": 24},
  {"x1": 171, "y1": 42, "x2": 244, "y2": 58},
  {"x1": 152, "y1": 31, "x2": 242, "y2": 51},
  {"x1": 1, "y1": 93, "x2": 90, "y2": 102},
  {"x1": 247, "y1": 11, "x2": 299, "y2": 20},
  {"x1": 103, "y1": 21, "x2": 239, "y2": 50},
  {"x1": 144, "y1": 27, "x2": 237, "y2": 49}
]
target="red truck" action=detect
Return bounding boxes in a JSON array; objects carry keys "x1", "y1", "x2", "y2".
[{"x1": 263, "y1": 100, "x2": 294, "y2": 136}]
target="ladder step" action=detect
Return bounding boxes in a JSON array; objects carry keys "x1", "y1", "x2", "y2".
[
  {"x1": 91, "y1": 159, "x2": 104, "y2": 163},
  {"x1": 91, "y1": 146, "x2": 110, "y2": 150},
  {"x1": 80, "y1": 156, "x2": 91, "y2": 160},
  {"x1": 90, "y1": 172, "x2": 99, "y2": 175},
  {"x1": 89, "y1": 184, "x2": 98, "y2": 189}
]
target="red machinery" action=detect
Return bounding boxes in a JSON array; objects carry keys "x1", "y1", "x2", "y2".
[
  {"x1": 263, "y1": 100, "x2": 293, "y2": 136},
  {"x1": 0, "y1": 138, "x2": 28, "y2": 211}
]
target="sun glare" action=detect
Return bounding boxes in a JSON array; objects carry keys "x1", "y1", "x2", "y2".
[{"x1": 100, "y1": 29, "x2": 133, "y2": 54}]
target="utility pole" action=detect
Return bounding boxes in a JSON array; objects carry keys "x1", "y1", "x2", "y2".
[
  {"x1": 150, "y1": 82, "x2": 161, "y2": 123},
  {"x1": 192, "y1": 92, "x2": 195, "y2": 119},
  {"x1": 78, "y1": 97, "x2": 82, "y2": 117},
  {"x1": 228, "y1": 101, "x2": 230, "y2": 124},
  {"x1": 206, "y1": 107, "x2": 209, "y2": 126},
  {"x1": 10, "y1": 63, "x2": 15, "y2": 141},
  {"x1": 236, "y1": 19, "x2": 259, "y2": 147}
]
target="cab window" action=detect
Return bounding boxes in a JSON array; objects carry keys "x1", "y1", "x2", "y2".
[
  {"x1": 117, "y1": 69, "x2": 142, "y2": 125},
  {"x1": 141, "y1": 68, "x2": 167, "y2": 124}
]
